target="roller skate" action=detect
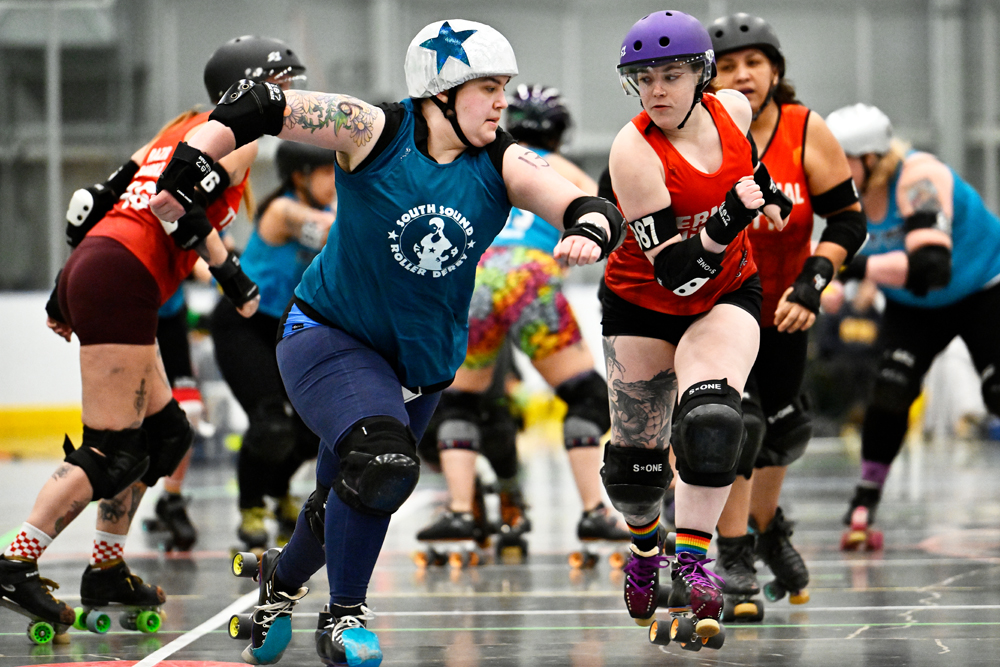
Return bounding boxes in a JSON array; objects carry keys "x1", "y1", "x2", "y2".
[
  {"x1": 413, "y1": 509, "x2": 490, "y2": 569},
  {"x1": 77, "y1": 560, "x2": 166, "y2": 635},
  {"x1": 275, "y1": 495, "x2": 301, "y2": 547},
  {"x1": 229, "y1": 548, "x2": 308, "y2": 665},
  {"x1": 316, "y1": 603, "x2": 381, "y2": 667},
  {"x1": 143, "y1": 493, "x2": 197, "y2": 551},
  {"x1": 841, "y1": 486, "x2": 884, "y2": 551},
  {"x1": 568, "y1": 503, "x2": 631, "y2": 570},
  {"x1": 653, "y1": 551, "x2": 726, "y2": 651},
  {"x1": 0, "y1": 556, "x2": 75, "y2": 644},
  {"x1": 237, "y1": 507, "x2": 270, "y2": 558},
  {"x1": 714, "y1": 535, "x2": 764, "y2": 622},
  {"x1": 753, "y1": 507, "x2": 811, "y2": 604},
  {"x1": 621, "y1": 543, "x2": 671, "y2": 627},
  {"x1": 495, "y1": 489, "x2": 530, "y2": 563}
]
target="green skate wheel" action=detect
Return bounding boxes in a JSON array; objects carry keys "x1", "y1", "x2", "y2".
[
  {"x1": 73, "y1": 607, "x2": 87, "y2": 631},
  {"x1": 87, "y1": 610, "x2": 111, "y2": 634},
  {"x1": 135, "y1": 610, "x2": 161, "y2": 633},
  {"x1": 763, "y1": 581, "x2": 786, "y2": 602},
  {"x1": 27, "y1": 621, "x2": 55, "y2": 645}
]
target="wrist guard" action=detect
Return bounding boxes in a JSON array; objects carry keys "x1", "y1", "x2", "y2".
[
  {"x1": 561, "y1": 196, "x2": 625, "y2": 260},
  {"x1": 156, "y1": 142, "x2": 219, "y2": 213},
  {"x1": 209, "y1": 79, "x2": 287, "y2": 148},
  {"x1": 905, "y1": 245, "x2": 951, "y2": 296},
  {"x1": 210, "y1": 252, "x2": 259, "y2": 308},
  {"x1": 753, "y1": 162, "x2": 794, "y2": 220},
  {"x1": 628, "y1": 206, "x2": 679, "y2": 252},
  {"x1": 653, "y1": 235, "x2": 725, "y2": 297},
  {"x1": 160, "y1": 206, "x2": 214, "y2": 251},
  {"x1": 65, "y1": 160, "x2": 140, "y2": 247},
  {"x1": 704, "y1": 184, "x2": 758, "y2": 246},
  {"x1": 45, "y1": 271, "x2": 65, "y2": 323},
  {"x1": 786, "y1": 256, "x2": 835, "y2": 313}
]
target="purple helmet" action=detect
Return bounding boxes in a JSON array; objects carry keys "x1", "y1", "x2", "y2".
[{"x1": 617, "y1": 10, "x2": 716, "y2": 98}]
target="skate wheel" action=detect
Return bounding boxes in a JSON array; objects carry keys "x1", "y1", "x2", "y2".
[
  {"x1": 789, "y1": 589, "x2": 810, "y2": 605},
  {"x1": 568, "y1": 552, "x2": 585, "y2": 569},
  {"x1": 648, "y1": 620, "x2": 671, "y2": 646},
  {"x1": 763, "y1": 581, "x2": 786, "y2": 602},
  {"x1": 839, "y1": 531, "x2": 858, "y2": 551},
  {"x1": 73, "y1": 607, "x2": 87, "y2": 631},
  {"x1": 608, "y1": 551, "x2": 626, "y2": 570},
  {"x1": 232, "y1": 551, "x2": 259, "y2": 578},
  {"x1": 679, "y1": 637, "x2": 703, "y2": 652},
  {"x1": 694, "y1": 618, "x2": 720, "y2": 638},
  {"x1": 27, "y1": 621, "x2": 55, "y2": 645},
  {"x1": 135, "y1": 610, "x2": 161, "y2": 633},
  {"x1": 866, "y1": 530, "x2": 884, "y2": 551},
  {"x1": 669, "y1": 615, "x2": 694, "y2": 643},
  {"x1": 412, "y1": 550, "x2": 431, "y2": 569},
  {"x1": 52, "y1": 631, "x2": 71, "y2": 645},
  {"x1": 499, "y1": 544, "x2": 524, "y2": 564},
  {"x1": 733, "y1": 601, "x2": 759, "y2": 619},
  {"x1": 87, "y1": 610, "x2": 111, "y2": 634},
  {"x1": 703, "y1": 625, "x2": 726, "y2": 650},
  {"x1": 229, "y1": 614, "x2": 252, "y2": 640},
  {"x1": 120, "y1": 612, "x2": 138, "y2": 632},
  {"x1": 448, "y1": 552, "x2": 464, "y2": 569}
]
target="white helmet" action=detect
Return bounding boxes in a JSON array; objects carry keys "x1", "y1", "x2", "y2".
[
  {"x1": 826, "y1": 103, "x2": 893, "y2": 156},
  {"x1": 405, "y1": 19, "x2": 518, "y2": 98}
]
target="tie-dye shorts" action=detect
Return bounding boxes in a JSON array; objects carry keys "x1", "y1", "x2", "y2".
[{"x1": 463, "y1": 245, "x2": 583, "y2": 369}]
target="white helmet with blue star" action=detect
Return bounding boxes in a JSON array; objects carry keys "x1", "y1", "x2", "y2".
[{"x1": 405, "y1": 19, "x2": 518, "y2": 98}]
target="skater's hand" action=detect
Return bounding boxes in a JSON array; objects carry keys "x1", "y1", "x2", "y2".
[
  {"x1": 553, "y1": 233, "x2": 602, "y2": 267},
  {"x1": 47, "y1": 316, "x2": 73, "y2": 342},
  {"x1": 774, "y1": 288, "x2": 817, "y2": 333}
]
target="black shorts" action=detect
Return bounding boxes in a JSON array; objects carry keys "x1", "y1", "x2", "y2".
[{"x1": 600, "y1": 274, "x2": 762, "y2": 346}]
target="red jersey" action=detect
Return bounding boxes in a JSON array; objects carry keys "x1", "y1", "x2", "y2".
[
  {"x1": 748, "y1": 104, "x2": 814, "y2": 328},
  {"x1": 604, "y1": 94, "x2": 757, "y2": 316},
  {"x1": 90, "y1": 111, "x2": 247, "y2": 303}
]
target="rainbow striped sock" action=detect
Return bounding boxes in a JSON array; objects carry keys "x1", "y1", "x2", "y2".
[
  {"x1": 675, "y1": 528, "x2": 712, "y2": 557},
  {"x1": 628, "y1": 516, "x2": 660, "y2": 553}
]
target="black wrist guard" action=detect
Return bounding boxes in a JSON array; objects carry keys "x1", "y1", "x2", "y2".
[
  {"x1": 45, "y1": 271, "x2": 65, "y2": 323},
  {"x1": 161, "y1": 207, "x2": 214, "y2": 251},
  {"x1": 209, "y1": 80, "x2": 287, "y2": 148},
  {"x1": 210, "y1": 252, "x2": 259, "y2": 308},
  {"x1": 753, "y1": 162, "x2": 794, "y2": 220},
  {"x1": 561, "y1": 196, "x2": 625, "y2": 260},
  {"x1": 653, "y1": 235, "x2": 725, "y2": 297},
  {"x1": 905, "y1": 245, "x2": 951, "y2": 296},
  {"x1": 839, "y1": 254, "x2": 869, "y2": 282},
  {"x1": 65, "y1": 160, "x2": 140, "y2": 247},
  {"x1": 628, "y1": 205, "x2": 679, "y2": 252},
  {"x1": 786, "y1": 256, "x2": 835, "y2": 313},
  {"x1": 704, "y1": 184, "x2": 757, "y2": 246},
  {"x1": 156, "y1": 142, "x2": 217, "y2": 213}
]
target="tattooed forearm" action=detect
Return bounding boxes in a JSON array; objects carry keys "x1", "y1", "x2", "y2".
[
  {"x1": 906, "y1": 178, "x2": 941, "y2": 213},
  {"x1": 53, "y1": 499, "x2": 88, "y2": 535},
  {"x1": 284, "y1": 92, "x2": 376, "y2": 147}
]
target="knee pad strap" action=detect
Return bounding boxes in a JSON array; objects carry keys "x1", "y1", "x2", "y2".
[
  {"x1": 600, "y1": 445, "x2": 671, "y2": 516},
  {"x1": 756, "y1": 395, "x2": 813, "y2": 468},
  {"x1": 671, "y1": 379, "x2": 745, "y2": 488},
  {"x1": 334, "y1": 416, "x2": 420, "y2": 517},
  {"x1": 64, "y1": 426, "x2": 150, "y2": 500},
  {"x1": 739, "y1": 393, "x2": 765, "y2": 478},
  {"x1": 140, "y1": 399, "x2": 195, "y2": 486}
]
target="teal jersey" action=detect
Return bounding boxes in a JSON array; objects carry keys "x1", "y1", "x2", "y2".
[
  {"x1": 865, "y1": 157, "x2": 1000, "y2": 308},
  {"x1": 241, "y1": 192, "x2": 323, "y2": 319},
  {"x1": 294, "y1": 99, "x2": 512, "y2": 387},
  {"x1": 492, "y1": 147, "x2": 561, "y2": 253}
]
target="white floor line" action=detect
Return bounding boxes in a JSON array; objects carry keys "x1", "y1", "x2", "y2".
[{"x1": 132, "y1": 590, "x2": 258, "y2": 667}]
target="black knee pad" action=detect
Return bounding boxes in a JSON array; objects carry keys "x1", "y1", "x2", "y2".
[
  {"x1": 479, "y1": 395, "x2": 520, "y2": 480},
  {"x1": 739, "y1": 392, "x2": 765, "y2": 478},
  {"x1": 64, "y1": 426, "x2": 150, "y2": 500},
  {"x1": 982, "y1": 365, "x2": 1000, "y2": 417},
  {"x1": 140, "y1": 399, "x2": 195, "y2": 486},
  {"x1": 242, "y1": 396, "x2": 298, "y2": 465},
  {"x1": 434, "y1": 391, "x2": 483, "y2": 452},
  {"x1": 869, "y1": 347, "x2": 922, "y2": 414},
  {"x1": 556, "y1": 371, "x2": 611, "y2": 449},
  {"x1": 671, "y1": 379, "x2": 746, "y2": 488},
  {"x1": 334, "y1": 416, "x2": 420, "y2": 517},
  {"x1": 600, "y1": 445, "x2": 672, "y2": 516},
  {"x1": 757, "y1": 395, "x2": 813, "y2": 468}
]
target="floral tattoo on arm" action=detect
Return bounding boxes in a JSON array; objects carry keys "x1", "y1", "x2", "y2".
[{"x1": 284, "y1": 92, "x2": 376, "y2": 147}]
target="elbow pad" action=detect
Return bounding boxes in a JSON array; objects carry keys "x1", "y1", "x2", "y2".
[
  {"x1": 65, "y1": 160, "x2": 140, "y2": 247},
  {"x1": 819, "y1": 209, "x2": 868, "y2": 262},
  {"x1": 561, "y1": 196, "x2": 625, "y2": 260},
  {"x1": 753, "y1": 162, "x2": 794, "y2": 220},
  {"x1": 653, "y1": 235, "x2": 725, "y2": 297},
  {"x1": 209, "y1": 79, "x2": 287, "y2": 148},
  {"x1": 905, "y1": 245, "x2": 951, "y2": 296}
]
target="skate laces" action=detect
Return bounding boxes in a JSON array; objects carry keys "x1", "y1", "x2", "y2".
[
  {"x1": 675, "y1": 552, "x2": 725, "y2": 589},
  {"x1": 622, "y1": 551, "x2": 671, "y2": 594},
  {"x1": 254, "y1": 586, "x2": 308, "y2": 625},
  {"x1": 325, "y1": 605, "x2": 376, "y2": 642}
]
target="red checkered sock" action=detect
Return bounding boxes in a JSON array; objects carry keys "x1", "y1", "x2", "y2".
[
  {"x1": 3, "y1": 522, "x2": 53, "y2": 561},
  {"x1": 91, "y1": 530, "x2": 126, "y2": 567}
]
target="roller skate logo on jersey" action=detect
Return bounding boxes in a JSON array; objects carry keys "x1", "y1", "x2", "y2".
[{"x1": 388, "y1": 204, "x2": 474, "y2": 277}]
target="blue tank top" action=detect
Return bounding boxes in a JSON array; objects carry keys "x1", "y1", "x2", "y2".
[
  {"x1": 491, "y1": 148, "x2": 561, "y2": 253},
  {"x1": 294, "y1": 99, "x2": 512, "y2": 387},
  {"x1": 158, "y1": 286, "x2": 185, "y2": 318},
  {"x1": 865, "y1": 155, "x2": 1000, "y2": 308},
  {"x1": 241, "y1": 192, "x2": 324, "y2": 319}
]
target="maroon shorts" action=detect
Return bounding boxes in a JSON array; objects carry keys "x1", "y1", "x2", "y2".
[{"x1": 58, "y1": 236, "x2": 161, "y2": 345}]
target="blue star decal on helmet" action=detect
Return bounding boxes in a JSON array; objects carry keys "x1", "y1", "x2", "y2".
[{"x1": 420, "y1": 21, "x2": 477, "y2": 74}]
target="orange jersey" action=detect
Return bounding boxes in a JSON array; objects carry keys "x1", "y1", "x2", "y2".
[
  {"x1": 90, "y1": 111, "x2": 247, "y2": 303},
  {"x1": 604, "y1": 94, "x2": 757, "y2": 316},
  {"x1": 747, "y1": 104, "x2": 814, "y2": 328}
]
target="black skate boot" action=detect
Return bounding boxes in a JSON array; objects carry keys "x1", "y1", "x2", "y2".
[
  {"x1": 496, "y1": 489, "x2": 530, "y2": 562},
  {"x1": 755, "y1": 507, "x2": 810, "y2": 604},
  {"x1": 79, "y1": 560, "x2": 167, "y2": 633},
  {"x1": 666, "y1": 552, "x2": 725, "y2": 638},
  {"x1": 228, "y1": 548, "x2": 308, "y2": 665},
  {"x1": 841, "y1": 485, "x2": 884, "y2": 551},
  {"x1": 413, "y1": 510, "x2": 487, "y2": 568},
  {"x1": 569, "y1": 503, "x2": 631, "y2": 569},
  {"x1": 714, "y1": 535, "x2": 763, "y2": 622},
  {"x1": 154, "y1": 493, "x2": 197, "y2": 551},
  {"x1": 0, "y1": 556, "x2": 76, "y2": 641},
  {"x1": 316, "y1": 603, "x2": 381, "y2": 666}
]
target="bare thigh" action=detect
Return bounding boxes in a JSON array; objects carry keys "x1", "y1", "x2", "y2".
[
  {"x1": 603, "y1": 335, "x2": 677, "y2": 450},
  {"x1": 80, "y1": 343, "x2": 173, "y2": 430},
  {"x1": 674, "y1": 304, "x2": 759, "y2": 394}
]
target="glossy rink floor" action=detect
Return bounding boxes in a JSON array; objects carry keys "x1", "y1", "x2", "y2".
[{"x1": 1, "y1": 431, "x2": 999, "y2": 667}]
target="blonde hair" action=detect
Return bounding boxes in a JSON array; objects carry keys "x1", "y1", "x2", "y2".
[{"x1": 865, "y1": 138, "x2": 911, "y2": 193}]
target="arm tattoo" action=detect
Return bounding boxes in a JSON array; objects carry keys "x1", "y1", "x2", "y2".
[
  {"x1": 284, "y1": 92, "x2": 376, "y2": 147},
  {"x1": 907, "y1": 178, "x2": 941, "y2": 213},
  {"x1": 53, "y1": 500, "x2": 88, "y2": 535},
  {"x1": 604, "y1": 337, "x2": 677, "y2": 449},
  {"x1": 517, "y1": 152, "x2": 550, "y2": 169},
  {"x1": 134, "y1": 378, "x2": 147, "y2": 416}
]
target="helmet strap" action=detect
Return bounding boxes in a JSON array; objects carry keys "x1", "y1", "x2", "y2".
[
  {"x1": 752, "y1": 84, "x2": 776, "y2": 122},
  {"x1": 676, "y1": 86, "x2": 707, "y2": 130},
  {"x1": 430, "y1": 88, "x2": 474, "y2": 148}
]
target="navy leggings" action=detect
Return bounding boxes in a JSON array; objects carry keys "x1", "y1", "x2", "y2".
[{"x1": 273, "y1": 324, "x2": 439, "y2": 606}]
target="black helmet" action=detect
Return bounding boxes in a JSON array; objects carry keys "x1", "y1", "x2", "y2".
[
  {"x1": 706, "y1": 13, "x2": 785, "y2": 77},
  {"x1": 275, "y1": 141, "x2": 338, "y2": 182},
  {"x1": 505, "y1": 84, "x2": 571, "y2": 148},
  {"x1": 204, "y1": 35, "x2": 306, "y2": 103}
]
